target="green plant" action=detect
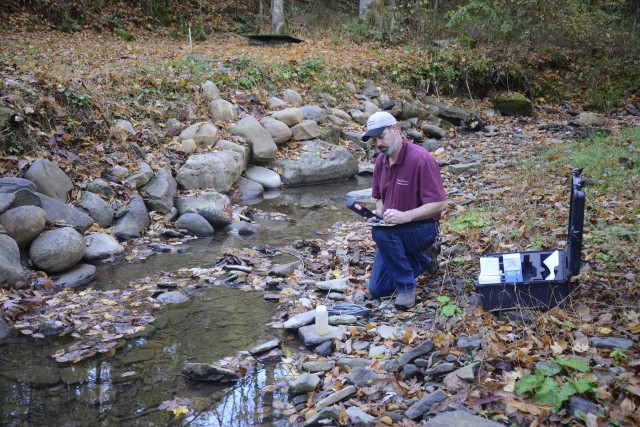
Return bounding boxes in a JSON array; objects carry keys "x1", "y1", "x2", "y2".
[
  {"x1": 114, "y1": 28, "x2": 134, "y2": 41},
  {"x1": 609, "y1": 348, "x2": 628, "y2": 364},
  {"x1": 514, "y1": 356, "x2": 596, "y2": 410},
  {"x1": 448, "y1": 209, "x2": 491, "y2": 233},
  {"x1": 57, "y1": 87, "x2": 92, "y2": 108},
  {"x1": 435, "y1": 295, "x2": 461, "y2": 317}
]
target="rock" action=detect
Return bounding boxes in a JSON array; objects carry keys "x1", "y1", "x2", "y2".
[
  {"x1": 197, "y1": 207, "x2": 231, "y2": 229},
  {"x1": 164, "y1": 118, "x2": 184, "y2": 137},
  {"x1": 29, "y1": 227, "x2": 86, "y2": 273},
  {"x1": 424, "y1": 410, "x2": 504, "y2": 427},
  {"x1": 60, "y1": 366, "x2": 92, "y2": 385},
  {"x1": 84, "y1": 233, "x2": 124, "y2": 261},
  {"x1": 315, "y1": 341, "x2": 333, "y2": 357},
  {"x1": 358, "y1": 163, "x2": 375, "y2": 175},
  {"x1": 0, "y1": 177, "x2": 36, "y2": 194},
  {"x1": 182, "y1": 362, "x2": 239, "y2": 381},
  {"x1": 302, "y1": 361, "x2": 335, "y2": 372},
  {"x1": 209, "y1": 99, "x2": 238, "y2": 123},
  {"x1": 406, "y1": 129, "x2": 423, "y2": 143},
  {"x1": 234, "y1": 177, "x2": 264, "y2": 202},
  {"x1": 282, "y1": 88, "x2": 303, "y2": 106},
  {"x1": 573, "y1": 112, "x2": 607, "y2": 127},
  {"x1": 425, "y1": 362, "x2": 455, "y2": 376},
  {"x1": 444, "y1": 361, "x2": 481, "y2": 382},
  {"x1": 421, "y1": 124, "x2": 446, "y2": 139},
  {"x1": 140, "y1": 167, "x2": 177, "y2": 214},
  {"x1": 406, "y1": 389, "x2": 446, "y2": 420},
  {"x1": 591, "y1": 336, "x2": 634, "y2": 350},
  {"x1": 340, "y1": 130, "x2": 368, "y2": 149},
  {"x1": 249, "y1": 338, "x2": 281, "y2": 355},
  {"x1": 113, "y1": 196, "x2": 149, "y2": 240},
  {"x1": 291, "y1": 120, "x2": 320, "y2": 140},
  {"x1": 363, "y1": 100, "x2": 380, "y2": 115},
  {"x1": 494, "y1": 92, "x2": 534, "y2": 116},
  {"x1": 449, "y1": 162, "x2": 481, "y2": 174},
  {"x1": 350, "y1": 109, "x2": 370, "y2": 125},
  {"x1": 156, "y1": 291, "x2": 189, "y2": 304},
  {"x1": 396, "y1": 340, "x2": 435, "y2": 368},
  {"x1": 176, "y1": 151, "x2": 243, "y2": 192},
  {"x1": 181, "y1": 138, "x2": 197, "y2": 154},
  {"x1": 330, "y1": 108, "x2": 351, "y2": 121},
  {"x1": 53, "y1": 263, "x2": 96, "y2": 288},
  {"x1": 0, "y1": 234, "x2": 24, "y2": 286},
  {"x1": 347, "y1": 367, "x2": 378, "y2": 387},
  {"x1": 175, "y1": 213, "x2": 215, "y2": 236},
  {"x1": 123, "y1": 162, "x2": 154, "y2": 189},
  {"x1": 202, "y1": 80, "x2": 221, "y2": 101},
  {"x1": 346, "y1": 407, "x2": 376, "y2": 426},
  {"x1": 243, "y1": 167, "x2": 281, "y2": 191},
  {"x1": 23, "y1": 366, "x2": 61, "y2": 388},
  {"x1": 315, "y1": 385, "x2": 357, "y2": 412},
  {"x1": 261, "y1": 117, "x2": 292, "y2": 145},
  {"x1": 457, "y1": 333, "x2": 484, "y2": 352},
  {"x1": 23, "y1": 158, "x2": 74, "y2": 202},
  {"x1": 225, "y1": 221, "x2": 258, "y2": 236},
  {"x1": 316, "y1": 278, "x2": 349, "y2": 292},
  {"x1": 401, "y1": 101, "x2": 428, "y2": 120},
  {"x1": 75, "y1": 191, "x2": 114, "y2": 228},
  {"x1": 422, "y1": 139, "x2": 441, "y2": 152},
  {"x1": 215, "y1": 139, "x2": 251, "y2": 168},
  {"x1": 271, "y1": 107, "x2": 305, "y2": 127},
  {"x1": 288, "y1": 372, "x2": 320, "y2": 395},
  {"x1": 301, "y1": 105, "x2": 328, "y2": 123},
  {"x1": 0, "y1": 193, "x2": 15, "y2": 214},
  {"x1": 567, "y1": 396, "x2": 605, "y2": 419},
  {"x1": 176, "y1": 192, "x2": 229, "y2": 215},
  {"x1": 283, "y1": 310, "x2": 315, "y2": 329},
  {"x1": 85, "y1": 178, "x2": 116, "y2": 199},
  {"x1": 362, "y1": 81, "x2": 380, "y2": 97},
  {"x1": 269, "y1": 139, "x2": 358, "y2": 186},
  {"x1": 113, "y1": 119, "x2": 135, "y2": 135},
  {"x1": 0, "y1": 205, "x2": 47, "y2": 248},
  {"x1": 229, "y1": 116, "x2": 278, "y2": 163},
  {"x1": 179, "y1": 122, "x2": 219, "y2": 148},
  {"x1": 21, "y1": 191, "x2": 92, "y2": 233},
  {"x1": 269, "y1": 260, "x2": 301, "y2": 276},
  {"x1": 422, "y1": 96, "x2": 471, "y2": 124},
  {"x1": 267, "y1": 96, "x2": 287, "y2": 109},
  {"x1": 298, "y1": 324, "x2": 345, "y2": 346}
]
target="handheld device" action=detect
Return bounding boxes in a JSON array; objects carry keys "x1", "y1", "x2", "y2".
[{"x1": 345, "y1": 198, "x2": 377, "y2": 219}]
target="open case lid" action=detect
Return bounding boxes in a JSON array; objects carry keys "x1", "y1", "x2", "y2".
[{"x1": 566, "y1": 168, "x2": 586, "y2": 277}]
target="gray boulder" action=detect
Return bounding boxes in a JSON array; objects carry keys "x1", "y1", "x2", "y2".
[
  {"x1": 182, "y1": 362, "x2": 239, "y2": 382},
  {"x1": 271, "y1": 107, "x2": 304, "y2": 127},
  {"x1": 0, "y1": 193, "x2": 14, "y2": 214},
  {"x1": 574, "y1": 112, "x2": 607, "y2": 127},
  {"x1": 53, "y1": 263, "x2": 96, "y2": 288},
  {"x1": 282, "y1": 88, "x2": 303, "y2": 106},
  {"x1": 178, "y1": 122, "x2": 219, "y2": 148},
  {"x1": 0, "y1": 205, "x2": 47, "y2": 248},
  {"x1": 421, "y1": 124, "x2": 446, "y2": 139},
  {"x1": 141, "y1": 167, "x2": 177, "y2": 214},
  {"x1": 198, "y1": 207, "x2": 232, "y2": 229},
  {"x1": 176, "y1": 192, "x2": 229, "y2": 215},
  {"x1": 75, "y1": 191, "x2": 114, "y2": 228},
  {"x1": 330, "y1": 108, "x2": 351, "y2": 121},
  {"x1": 176, "y1": 151, "x2": 243, "y2": 193},
  {"x1": 261, "y1": 117, "x2": 292, "y2": 145},
  {"x1": 209, "y1": 99, "x2": 237, "y2": 123},
  {"x1": 406, "y1": 390, "x2": 446, "y2": 420},
  {"x1": 123, "y1": 162, "x2": 154, "y2": 189},
  {"x1": 245, "y1": 166, "x2": 282, "y2": 189},
  {"x1": 30, "y1": 227, "x2": 86, "y2": 273},
  {"x1": 291, "y1": 120, "x2": 321, "y2": 140},
  {"x1": 215, "y1": 139, "x2": 251, "y2": 169},
  {"x1": 113, "y1": 196, "x2": 149, "y2": 240},
  {"x1": 201, "y1": 80, "x2": 221, "y2": 101},
  {"x1": 493, "y1": 92, "x2": 534, "y2": 117},
  {"x1": 400, "y1": 101, "x2": 428, "y2": 120},
  {"x1": 424, "y1": 410, "x2": 504, "y2": 427},
  {"x1": 113, "y1": 119, "x2": 135, "y2": 135},
  {"x1": 175, "y1": 213, "x2": 215, "y2": 236},
  {"x1": 13, "y1": 190, "x2": 93, "y2": 234},
  {"x1": 269, "y1": 140, "x2": 358, "y2": 186},
  {"x1": 301, "y1": 105, "x2": 328, "y2": 123},
  {"x1": 233, "y1": 177, "x2": 264, "y2": 202},
  {"x1": 229, "y1": 116, "x2": 278, "y2": 163},
  {"x1": 267, "y1": 97, "x2": 287, "y2": 109},
  {"x1": 0, "y1": 177, "x2": 36, "y2": 194},
  {"x1": 85, "y1": 178, "x2": 116, "y2": 199},
  {"x1": 84, "y1": 233, "x2": 124, "y2": 261},
  {"x1": 288, "y1": 372, "x2": 320, "y2": 395},
  {"x1": 0, "y1": 234, "x2": 24, "y2": 286},
  {"x1": 23, "y1": 158, "x2": 74, "y2": 202}
]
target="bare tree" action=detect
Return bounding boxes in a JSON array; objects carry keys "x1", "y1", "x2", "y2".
[{"x1": 272, "y1": 0, "x2": 284, "y2": 34}]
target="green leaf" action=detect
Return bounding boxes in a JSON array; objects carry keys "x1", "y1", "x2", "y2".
[
  {"x1": 534, "y1": 380, "x2": 575, "y2": 406},
  {"x1": 555, "y1": 356, "x2": 590, "y2": 372},
  {"x1": 453, "y1": 256, "x2": 465, "y2": 262},
  {"x1": 514, "y1": 374, "x2": 544, "y2": 395},
  {"x1": 436, "y1": 295, "x2": 451, "y2": 304},
  {"x1": 570, "y1": 378, "x2": 596, "y2": 394},
  {"x1": 441, "y1": 303, "x2": 457, "y2": 317},
  {"x1": 535, "y1": 361, "x2": 561, "y2": 377}
]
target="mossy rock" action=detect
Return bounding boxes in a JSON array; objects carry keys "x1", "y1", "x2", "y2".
[
  {"x1": 114, "y1": 29, "x2": 134, "y2": 41},
  {"x1": 494, "y1": 92, "x2": 534, "y2": 116}
]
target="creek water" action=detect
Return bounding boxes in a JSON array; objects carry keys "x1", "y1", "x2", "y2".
[{"x1": 0, "y1": 176, "x2": 371, "y2": 426}]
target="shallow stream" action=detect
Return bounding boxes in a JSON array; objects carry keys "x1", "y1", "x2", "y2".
[{"x1": 0, "y1": 176, "x2": 371, "y2": 426}]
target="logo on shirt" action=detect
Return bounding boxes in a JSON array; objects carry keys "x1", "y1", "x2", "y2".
[{"x1": 396, "y1": 178, "x2": 409, "y2": 186}]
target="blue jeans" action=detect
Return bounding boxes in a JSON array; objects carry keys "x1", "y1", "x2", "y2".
[{"x1": 369, "y1": 221, "x2": 438, "y2": 298}]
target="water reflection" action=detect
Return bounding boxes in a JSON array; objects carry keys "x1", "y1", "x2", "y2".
[{"x1": 0, "y1": 177, "x2": 371, "y2": 425}]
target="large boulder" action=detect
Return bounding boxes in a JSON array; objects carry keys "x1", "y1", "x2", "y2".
[
  {"x1": 74, "y1": 191, "x2": 114, "y2": 228},
  {"x1": 0, "y1": 177, "x2": 36, "y2": 194},
  {"x1": 23, "y1": 158, "x2": 74, "y2": 202},
  {"x1": 175, "y1": 192, "x2": 229, "y2": 215},
  {"x1": 178, "y1": 122, "x2": 219, "y2": 148},
  {"x1": 0, "y1": 205, "x2": 47, "y2": 248},
  {"x1": 176, "y1": 151, "x2": 243, "y2": 193},
  {"x1": 0, "y1": 193, "x2": 14, "y2": 214},
  {"x1": 494, "y1": 92, "x2": 534, "y2": 116},
  {"x1": 282, "y1": 89, "x2": 303, "y2": 106},
  {"x1": 271, "y1": 107, "x2": 304, "y2": 127},
  {"x1": 11, "y1": 190, "x2": 93, "y2": 234},
  {"x1": 30, "y1": 227, "x2": 86, "y2": 273},
  {"x1": 229, "y1": 116, "x2": 278, "y2": 163},
  {"x1": 85, "y1": 178, "x2": 116, "y2": 199},
  {"x1": 202, "y1": 80, "x2": 221, "y2": 101},
  {"x1": 261, "y1": 118, "x2": 292, "y2": 145},
  {"x1": 291, "y1": 120, "x2": 320, "y2": 140},
  {"x1": 422, "y1": 96, "x2": 471, "y2": 124},
  {"x1": 113, "y1": 196, "x2": 149, "y2": 240},
  {"x1": 301, "y1": 105, "x2": 328, "y2": 123},
  {"x1": 0, "y1": 234, "x2": 24, "y2": 286},
  {"x1": 232, "y1": 178, "x2": 264, "y2": 202},
  {"x1": 244, "y1": 166, "x2": 282, "y2": 189},
  {"x1": 209, "y1": 99, "x2": 238, "y2": 123},
  {"x1": 141, "y1": 167, "x2": 177, "y2": 214},
  {"x1": 214, "y1": 139, "x2": 251, "y2": 169},
  {"x1": 84, "y1": 233, "x2": 124, "y2": 261},
  {"x1": 175, "y1": 213, "x2": 215, "y2": 236},
  {"x1": 123, "y1": 162, "x2": 154, "y2": 189},
  {"x1": 269, "y1": 140, "x2": 359, "y2": 186}
]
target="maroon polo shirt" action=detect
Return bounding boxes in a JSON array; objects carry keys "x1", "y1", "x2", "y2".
[{"x1": 372, "y1": 138, "x2": 446, "y2": 221}]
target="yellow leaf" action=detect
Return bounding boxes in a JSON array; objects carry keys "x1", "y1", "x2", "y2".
[
  {"x1": 595, "y1": 326, "x2": 612, "y2": 334},
  {"x1": 332, "y1": 268, "x2": 341, "y2": 278},
  {"x1": 103, "y1": 312, "x2": 113, "y2": 320},
  {"x1": 173, "y1": 406, "x2": 189, "y2": 417}
]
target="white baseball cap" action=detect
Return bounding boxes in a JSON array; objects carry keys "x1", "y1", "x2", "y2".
[{"x1": 362, "y1": 111, "x2": 397, "y2": 141}]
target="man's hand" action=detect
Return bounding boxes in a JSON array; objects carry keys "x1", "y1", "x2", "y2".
[{"x1": 382, "y1": 208, "x2": 411, "y2": 224}]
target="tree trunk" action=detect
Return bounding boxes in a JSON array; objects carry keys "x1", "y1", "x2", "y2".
[
  {"x1": 271, "y1": 0, "x2": 284, "y2": 34},
  {"x1": 635, "y1": 0, "x2": 640, "y2": 34},
  {"x1": 359, "y1": 0, "x2": 376, "y2": 18}
]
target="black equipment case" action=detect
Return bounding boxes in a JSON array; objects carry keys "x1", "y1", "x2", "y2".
[{"x1": 475, "y1": 169, "x2": 586, "y2": 310}]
